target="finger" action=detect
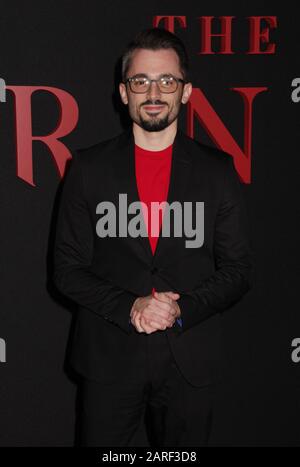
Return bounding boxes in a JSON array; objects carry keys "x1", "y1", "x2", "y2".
[
  {"x1": 153, "y1": 293, "x2": 180, "y2": 317},
  {"x1": 153, "y1": 291, "x2": 172, "y2": 304},
  {"x1": 151, "y1": 320, "x2": 172, "y2": 330},
  {"x1": 151, "y1": 294, "x2": 174, "y2": 310},
  {"x1": 140, "y1": 316, "x2": 157, "y2": 334},
  {"x1": 148, "y1": 318, "x2": 168, "y2": 330},
  {"x1": 147, "y1": 311, "x2": 174, "y2": 329},
  {"x1": 154, "y1": 291, "x2": 180, "y2": 304},
  {"x1": 147, "y1": 300, "x2": 173, "y2": 320},
  {"x1": 150, "y1": 301, "x2": 178, "y2": 320},
  {"x1": 165, "y1": 291, "x2": 180, "y2": 300},
  {"x1": 156, "y1": 290, "x2": 178, "y2": 296},
  {"x1": 141, "y1": 305, "x2": 171, "y2": 328},
  {"x1": 150, "y1": 298, "x2": 171, "y2": 313},
  {"x1": 134, "y1": 312, "x2": 145, "y2": 333},
  {"x1": 130, "y1": 309, "x2": 138, "y2": 323},
  {"x1": 146, "y1": 305, "x2": 174, "y2": 324}
]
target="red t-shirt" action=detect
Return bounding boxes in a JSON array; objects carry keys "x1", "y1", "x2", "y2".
[
  {"x1": 134, "y1": 142, "x2": 182, "y2": 327},
  {"x1": 135, "y1": 141, "x2": 172, "y2": 297},
  {"x1": 135, "y1": 143, "x2": 173, "y2": 256}
]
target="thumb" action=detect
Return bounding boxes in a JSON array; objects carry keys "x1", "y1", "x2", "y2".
[{"x1": 155, "y1": 291, "x2": 180, "y2": 300}]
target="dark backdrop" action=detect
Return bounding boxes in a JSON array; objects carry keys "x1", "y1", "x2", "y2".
[{"x1": 0, "y1": 0, "x2": 299, "y2": 446}]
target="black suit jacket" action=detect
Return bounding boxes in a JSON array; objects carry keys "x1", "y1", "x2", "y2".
[{"x1": 53, "y1": 126, "x2": 254, "y2": 387}]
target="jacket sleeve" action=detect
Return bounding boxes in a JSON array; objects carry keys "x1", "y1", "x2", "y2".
[
  {"x1": 53, "y1": 150, "x2": 138, "y2": 335},
  {"x1": 176, "y1": 155, "x2": 254, "y2": 333}
]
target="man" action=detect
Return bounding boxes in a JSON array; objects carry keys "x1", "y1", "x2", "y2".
[{"x1": 53, "y1": 27, "x2": 253, "y2": 447}]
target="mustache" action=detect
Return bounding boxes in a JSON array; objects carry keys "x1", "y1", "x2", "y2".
[{"x1": 141, "y1": 101, "x2": 167, "y2": 106}]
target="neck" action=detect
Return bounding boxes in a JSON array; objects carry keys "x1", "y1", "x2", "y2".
[{"x1": 132, "y1": 120, "x2": 177, "y2": 151}]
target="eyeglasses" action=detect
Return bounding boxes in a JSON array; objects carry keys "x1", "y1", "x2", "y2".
[{"x1": 123, "y1": 74, "x2": 186, "y2": 94}]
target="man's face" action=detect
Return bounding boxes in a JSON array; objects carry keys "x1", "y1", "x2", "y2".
[{"x1": 119, "y1": 48, "x2": 192, "y2": 132}]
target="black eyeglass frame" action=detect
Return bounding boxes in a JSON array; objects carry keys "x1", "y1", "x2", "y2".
[{"x1": 123, "y1": 74, "x2": 187, "y2": 93}]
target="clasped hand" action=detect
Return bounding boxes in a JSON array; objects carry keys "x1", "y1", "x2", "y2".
[{"x1": 130, "y1": 291, "x2": 181, "y2": 334}]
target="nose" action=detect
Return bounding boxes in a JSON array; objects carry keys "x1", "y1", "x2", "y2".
[{"x1": 147, "y1": 80, "x2": 161, "y2": 100}]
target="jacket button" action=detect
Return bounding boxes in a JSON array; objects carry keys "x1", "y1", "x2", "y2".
[{"x1": 151, "y1": 267, "x2": 158, "y2": 274}]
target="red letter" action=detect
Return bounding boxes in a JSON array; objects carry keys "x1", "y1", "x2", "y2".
[
  {"x1": 248, "y1": 16, "x2": 277, "y2": 54},
  {"x1": 186, "y1": 87, "x2": 268, "y2": 183},
  {"x1": 7, "y1": 86, "x2": 79, "y2": 186},
  {"x1": 198, "y1": 16, "x2": 235, "y2": 54},
  {"x1": 153, "y1": 16, "x2": 187, "y2": 33}
]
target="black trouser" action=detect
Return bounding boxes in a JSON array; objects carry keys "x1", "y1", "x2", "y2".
[{"x1": 78, "y1": 330, "x2": 214, "y2": 447}]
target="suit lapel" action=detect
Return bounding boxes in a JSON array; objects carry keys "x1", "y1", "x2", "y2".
[{"x1": 114, "y1": 126, "x2": 192, "y2": 265}]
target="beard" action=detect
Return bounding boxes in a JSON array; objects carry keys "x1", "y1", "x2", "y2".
[
  {"x1": 129, "y1": 95, "x2": 183, "y2": 132},
  {"x1": 139, "y1": 113, "x2": 170, "y2": 132},
  {"x1": 138, "y1": 102, "x2": 181, "y2": 132}
]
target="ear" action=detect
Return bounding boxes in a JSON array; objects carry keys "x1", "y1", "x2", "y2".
[
  {"x1": 181, "y1": 82, "x2": 193, "y2": 104},
  {"x1": 119, "y1": 82, "x2": 128, "y2": 105}
]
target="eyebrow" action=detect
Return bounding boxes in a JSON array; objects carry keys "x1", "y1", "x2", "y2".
[{"x1": 130, "y1": 73, "x2": 174, "y2": 78}]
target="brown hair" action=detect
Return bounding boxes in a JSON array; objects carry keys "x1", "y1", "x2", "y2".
[{"x1": 121, "y1": 27, "x2": 189, "y2": 82}]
